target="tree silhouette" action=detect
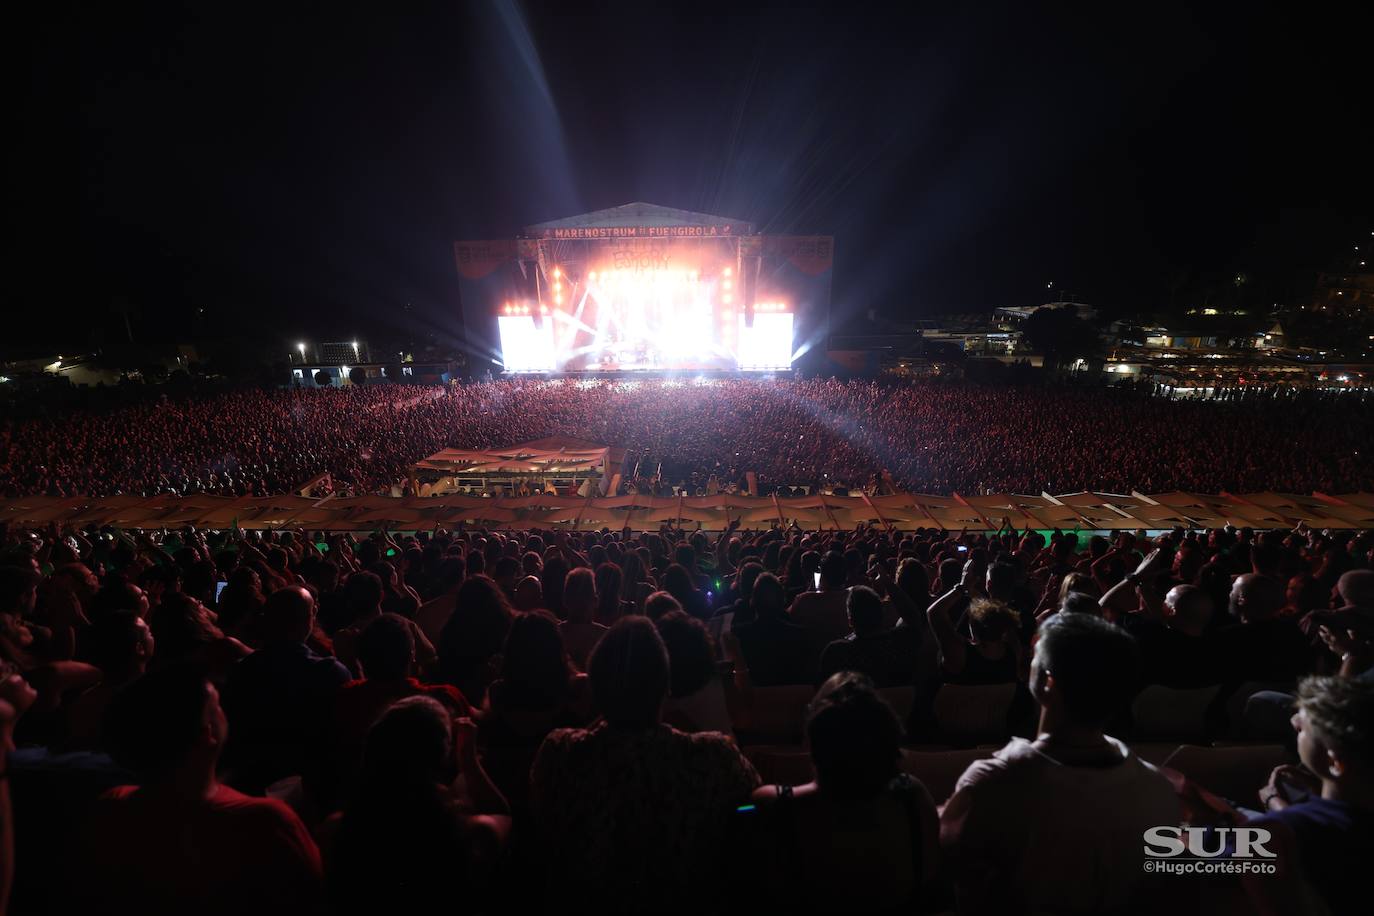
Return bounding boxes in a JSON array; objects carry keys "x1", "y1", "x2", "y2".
[{"x1": 1021, "y1": 306, "x2": 1101, "y2": 369}]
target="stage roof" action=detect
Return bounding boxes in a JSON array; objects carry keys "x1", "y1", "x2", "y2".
[{"x1": 524, "y1": 202, "x2": 753, "y2": 235}]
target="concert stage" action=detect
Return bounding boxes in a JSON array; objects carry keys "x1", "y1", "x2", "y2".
[{"x1": 455, "y1": 203, "x2": 833, "y2": 374}]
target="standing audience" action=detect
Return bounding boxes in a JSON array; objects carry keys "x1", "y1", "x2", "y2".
[{"x1": 1, "y1": 511, "x2": 1372, "y2": 915}]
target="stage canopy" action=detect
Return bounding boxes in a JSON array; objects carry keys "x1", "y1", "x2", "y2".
[
  {"x1": 523, "y1": 202, "x2": 754, "y2": 236},
  {"x1": 415, "y1": 438, "x2": 610, "y2": 476},
  {"x1": 2, "y1": 491, "x2": 1371, "y2": 532}
]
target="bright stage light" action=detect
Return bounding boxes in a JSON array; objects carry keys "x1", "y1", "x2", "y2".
[
  {"x1": 498, "y1": 315, "x2": 556, "y2": 371},
  {"x1": 498, "y1": 262, "x2": 793, "y2": 372},
  {"x1": 561, "y1": 265, "x2": 713, "y2": 368},
  {"x1": 737, "y1": 312, "x2": 794, "y2": 371}
]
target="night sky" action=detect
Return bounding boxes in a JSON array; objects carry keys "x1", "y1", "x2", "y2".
[{"x1": 13, "y1": 1, "x2": 1372, "y2": 353}]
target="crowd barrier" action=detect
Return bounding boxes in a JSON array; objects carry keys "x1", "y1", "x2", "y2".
[{"x1": 2, "y1": 490, "x2": 1371, "y2": 531}]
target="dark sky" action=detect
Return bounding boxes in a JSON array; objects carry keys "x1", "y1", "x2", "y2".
[{"x1": 13, "y1": 1, "x2": 1372, "y2": 352}]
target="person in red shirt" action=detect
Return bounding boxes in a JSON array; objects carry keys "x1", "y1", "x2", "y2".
[
  {"x1": 74, "y1": 664, "x2": 324, "y2": 916},
  {"x1": 325, "y1": 613, "x2": 471, "y2": 805},
  {"x1": 1, "y1": 663, "x2": 39, "y2": 916}
]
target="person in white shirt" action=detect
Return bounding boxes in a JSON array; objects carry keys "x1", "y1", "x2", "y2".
[{"x1": 941, "y1": 612, "x2": 1181, "y2": 915}]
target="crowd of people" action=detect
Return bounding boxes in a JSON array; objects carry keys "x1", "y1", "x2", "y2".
[
  {"x1": 1, "y1": 516, "x2": 1371, "y2": 914},
  {"x1": 3, "y1": 377, "x2": 1371, "y2": 499}
]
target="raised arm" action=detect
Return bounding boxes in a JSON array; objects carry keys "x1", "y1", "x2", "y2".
[
  {"x1": 714, "y1": 518, "x2": 739, "y2": 575},
  {"x1": 554, "y1": 530, "x2": 590, "y2": 569},
  {"x1": 138, "y1": 530, "x2": 177, "y2": 565},
  {"x1": 927, "y1": 578, "x2": 971, "y2": 676},
  {"x1": 1099, "y1": 548, "x2": 1168, "y2": 619},
  {"x1": 452, "y1": 716, "x2": 509, "y2": 817}
]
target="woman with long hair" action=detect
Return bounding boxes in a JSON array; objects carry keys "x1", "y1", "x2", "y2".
[
  {"x1": 621, "y1": 552, "x2": 656, "y2": 613},
  {"x1": 479, "y1": 611, "x2": 589, "y2": 828},
  {"x1": 739, "y1": 673, "x2": 941, "y2": 914},
  {"x1": 661, "y1": 563, "x2": 707, "y2": 620},
  {"x1": 214, "y1": 566, "x2": 266, "y2": 645},
  {"x1": 327, "y1": 696, "x2": 510, "y2": 915},
  {"x1": 148, "y1": 592, "x2": 249, "y2": 680},
  {"x1": 437, "y1": 575, "x2": 514, "y2": 705},
  {"x1": 594, "y1": 562, "x2": 634, "y2": 626}
]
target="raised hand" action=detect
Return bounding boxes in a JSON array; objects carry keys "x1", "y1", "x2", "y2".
[{"x1": 1133, "y1": 548, "x2": 1169, "y2": 579}]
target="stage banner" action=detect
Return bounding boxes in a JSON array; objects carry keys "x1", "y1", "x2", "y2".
[{"x1": 529, "y1": 224, "x2": 744, "y2": 239}]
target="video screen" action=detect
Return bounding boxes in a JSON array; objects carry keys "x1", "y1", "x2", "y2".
[{"x1": 496, "y1": 244, "x2": 792, "y2": 372}]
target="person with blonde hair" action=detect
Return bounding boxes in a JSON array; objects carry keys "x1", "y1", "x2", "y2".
[{"x1": 927, "y1": 564, "x2": 1023, "y2": 685}]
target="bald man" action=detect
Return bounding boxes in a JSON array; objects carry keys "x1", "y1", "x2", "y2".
[
  {"x1": 1165, "y1": 584, "x2": 1214, "y2": 637},
  {"x1": 1119, "y1": 584, "x2": 1215, "y2": 687},
  {"x1": 222, "y1": 586, "x2": 351, "y2": 794},
  {"x1": 1229, "y1": 573, "x2": 1286, "y2": 624},
  {"x1": 1299, "y1": 569, "x2": 1374, "y2": 671},
  {"x1": 1214, "y1": 574, "x2": 1310, "y2": 684},
  {"x1": 1334, "y1": 569, "x2": 1374, "y2": 610}
]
